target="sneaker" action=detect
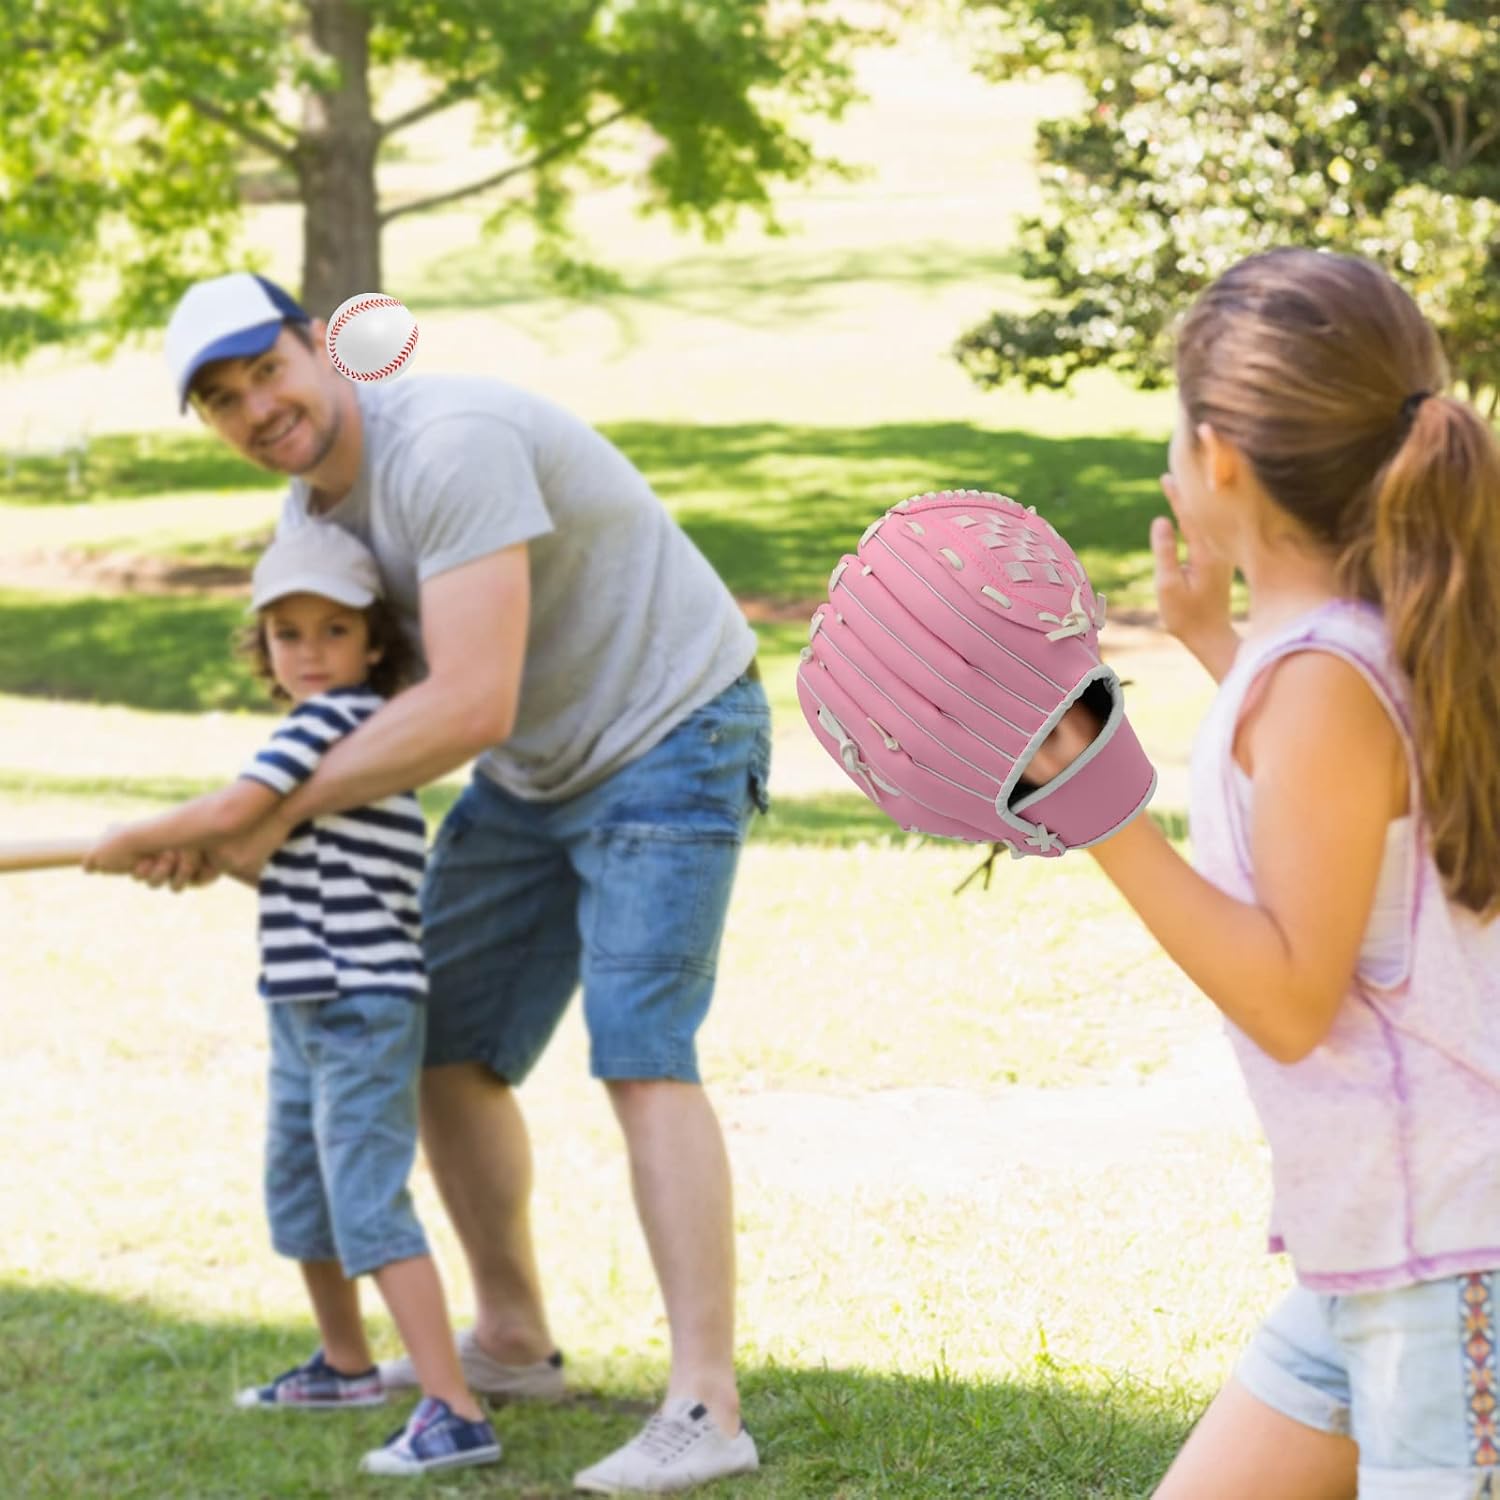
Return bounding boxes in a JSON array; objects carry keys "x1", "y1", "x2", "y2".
[
  {"x1": 359, "y1": 1396, "x2": 502, "y2": 1477},
  {"x1": 378, "y1": 1329, "x2": 566, "y2": 1402},
  {"x1": 234, "y1": 1349, "x2": 385, "y2": 1409},
  {"x1": 573, "y1": 1398, "x2": 759, "y2": 1494}
]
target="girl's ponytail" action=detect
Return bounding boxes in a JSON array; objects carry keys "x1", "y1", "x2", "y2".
[{"x1": 1346, "y1": 395, "x2": 1500, "y2": 917}]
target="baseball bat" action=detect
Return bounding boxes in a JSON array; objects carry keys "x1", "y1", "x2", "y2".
[{"x1": 0, "y1": 836, "x2": 95, "y2": 873}]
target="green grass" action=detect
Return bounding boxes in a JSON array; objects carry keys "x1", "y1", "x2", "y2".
[
  {"x1": 0, "y1": 1285, "x2": 1199, "y2": 1499},
  {"x1": 0, "y1": 430, "x2": 287, "y2": 506},
  {"x1": 0, "y1": 810, "x2": 1278, "y2": 1497},
  {"x1": 0, "y1": 419, "x2": 1174, "y2": 620}
]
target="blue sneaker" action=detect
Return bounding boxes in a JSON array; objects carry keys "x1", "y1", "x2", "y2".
[
  {"x1": 359, "y1": 1396, "x2": 502, "y2": 1477},
  {"x1": 234, "y1": 1349, "x2": 385, "y2": 1409}
]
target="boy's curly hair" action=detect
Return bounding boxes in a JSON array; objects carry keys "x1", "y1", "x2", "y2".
[{"x1": 236, "y1": 598, "x2": 419, "y2": 704}]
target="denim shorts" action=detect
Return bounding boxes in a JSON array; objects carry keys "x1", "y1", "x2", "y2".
[
  {"x1": 1236, "y1": 1274, "x2": 1500, "y2": 1498},
  {"x1": 264, "y1": 990, "x2": 430, "y2": 1279},
  {"x1": 421, "y1": 670, "x2": 772, "y2": 1084}
]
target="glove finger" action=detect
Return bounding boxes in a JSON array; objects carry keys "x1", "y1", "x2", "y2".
[
  {"x1": 795, "y1": 658, "x2": 994, "y2": 840},
  {"x1": 830, "y1": 564, "x2": 1045, "y2": 755},
  {"x1": 800, "y1": 629, "x2": 1003, "y2": 829}
]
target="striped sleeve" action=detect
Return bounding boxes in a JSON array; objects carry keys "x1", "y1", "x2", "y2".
[{"x1": 241, "y1": 693, "x2": 371, "y2": 796}]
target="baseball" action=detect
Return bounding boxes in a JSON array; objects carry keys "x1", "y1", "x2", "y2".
[{"x1": 325, "y1": 292, "x2": 419, "y2": 384}]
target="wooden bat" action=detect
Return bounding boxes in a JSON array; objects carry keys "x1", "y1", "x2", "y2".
[{"x1": 0, "y1": 836, "x2": 95, "y2": 873}]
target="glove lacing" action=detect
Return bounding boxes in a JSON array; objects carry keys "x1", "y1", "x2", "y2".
[{"x1": 1038, "y1": 582, "x2": 1105, "y2": 641}]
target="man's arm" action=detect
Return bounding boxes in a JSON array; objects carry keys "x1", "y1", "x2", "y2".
[{"x1": 235, "y1": 546, "x2": 530, "y2": 853}]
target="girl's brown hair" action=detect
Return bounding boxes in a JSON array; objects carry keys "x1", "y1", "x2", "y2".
[
  {"x1": 236, "y1": 597, "x2": 419, "y2": 704},
  {"x1": 1177, "y1": 248, "x2": 1500, "y2": 917}
]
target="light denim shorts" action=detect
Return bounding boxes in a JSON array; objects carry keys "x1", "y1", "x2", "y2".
[
  {"x1": 264, "y1": 990, "x2": 429, "y2": 1279},
  {"x1": 421, "y1": 670, "x2": 771, "y2": 1085},
  {"x1": 1237, "y1": 1273, "x2": 1500, "y2": 1498}
]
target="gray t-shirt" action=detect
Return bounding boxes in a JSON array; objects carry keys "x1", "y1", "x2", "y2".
[{"x1": 278, "y1": 376, "x2": 756, "y2": 801}]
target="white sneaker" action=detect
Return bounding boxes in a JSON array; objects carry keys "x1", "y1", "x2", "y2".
[
  {"x1": 378, "y1": 1329, "x2": 566, "y2": 1402},
  {"x1": 573, "y1": 1398, "x2": 759, "y2": 1494}
]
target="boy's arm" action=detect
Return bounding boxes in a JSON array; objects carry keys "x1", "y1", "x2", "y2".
[
  {"x1": 85, "y1": 779, "x2": 284, "y2": 875},
  {"x1": 215, "y1": 546, "x2": 530, "y2": 879}
]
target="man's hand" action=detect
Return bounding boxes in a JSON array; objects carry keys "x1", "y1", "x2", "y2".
[{"x1": 1152, "y1": 475, "x2": 1240, "y2": 681}]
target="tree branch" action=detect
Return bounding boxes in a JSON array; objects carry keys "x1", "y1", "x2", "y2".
[
  {"x1": 1414, "y1": 96, "x2": 1452, "y2": 169},
  {"x1": 1460, "y1": 117, "x2": 1500, "y2": 169},
  {"x1": 187, "y1": 94, "x2": 298, "y2": 163},
  {"x1": 377, "y1": 80, "x2": 484, "y2": 141},
  {"x1": 378, "y1": 103, "x2": 634, "y2": 225}
]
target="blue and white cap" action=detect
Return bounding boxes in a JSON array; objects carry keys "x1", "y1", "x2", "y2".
[{"x1": 165, "y1": 272, "x2": 310, "y2": 412}]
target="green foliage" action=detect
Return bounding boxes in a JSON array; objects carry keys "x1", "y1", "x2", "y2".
[
  {"x1": 0, "y1": 0, "x2": 876, "y2": 359},
  {"x1": 956, "y1": 0, "x2": 1500, "y2": 405}
]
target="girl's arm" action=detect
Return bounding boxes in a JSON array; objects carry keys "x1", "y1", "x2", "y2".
[
  {"x1": 85, "y1": 779, "x2": 285, "y2": 875},
  {"x1": 1080, "y1": 651, "x2": 1404, "y2": 1062}
]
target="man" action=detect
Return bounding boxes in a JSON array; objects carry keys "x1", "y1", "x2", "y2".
[{"x1": 163, "y1": 272, "x2": 770, "y2": 1493}]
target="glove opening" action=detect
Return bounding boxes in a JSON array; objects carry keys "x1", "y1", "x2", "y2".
[{"x1": 1007, "y1": 675, "x2": 1116, "y2": 808}]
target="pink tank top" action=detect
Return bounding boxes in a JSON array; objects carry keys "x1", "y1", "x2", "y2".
[{"x1": 1188, "y1": 599, "x2": 1500, "y2": 1291}]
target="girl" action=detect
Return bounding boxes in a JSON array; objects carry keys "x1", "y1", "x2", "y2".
[
  {"x1": 1036, "y1": 249, "x2": 1500, "y2": 1498},
  {"x1": 85, "y1": 522, "x2": 501, "y2": 1479}
]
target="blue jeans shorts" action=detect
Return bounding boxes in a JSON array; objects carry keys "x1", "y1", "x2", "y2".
[
  {"x1": 264, "y1": 990, "x2": 430, "y2": 1279},
  {"x1": 1236, "y1": 1273, "x2": 1500, "y2": 1498},
  {"x1": 421, "y1": 670, "x2": 772, "y2": 1084}
]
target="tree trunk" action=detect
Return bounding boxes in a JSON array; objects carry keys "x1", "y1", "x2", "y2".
[{"x1": 295, "y1": 0, "x2": 381, "y2": 319}]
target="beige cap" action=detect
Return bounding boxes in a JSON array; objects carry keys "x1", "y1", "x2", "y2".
[{"x1": 251, "y1": 523, "x2": 383, "y2": 611}]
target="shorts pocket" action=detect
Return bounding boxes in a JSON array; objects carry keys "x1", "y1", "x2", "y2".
[{"x1": 585, "y1": 821, "x2": 741, "y2": 972}]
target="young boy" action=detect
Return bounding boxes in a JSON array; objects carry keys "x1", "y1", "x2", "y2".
[{"x1": 85, "y1": 523, "x2": 500, "y2": 1478}]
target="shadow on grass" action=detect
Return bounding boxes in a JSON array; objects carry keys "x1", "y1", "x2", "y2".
[
  {"x1": 0, "y1": 590, "x2": 259, "y2": 712},
  {"x1": 609, "y1": 420, "x2": 1168, "y2": 604},
  {"x1": 0, "y1": 421, "x2": 1170, "y2": 716},
  {"x1": 0, "y1": 1279, "x2": 1194, "y2": 1499},
  {"x1": 1, "y1": 420, "x2": 1170, "y2": 607},
  {"x1": 0, "y1": 431, "x2": 285, "y2": 508}
]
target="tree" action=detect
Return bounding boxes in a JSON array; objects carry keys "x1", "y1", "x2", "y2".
[
  {"x1": 0, "y1": 0, "x2": 876, "y2": 357},
  {"x1": 954, "y1": 0, "x2": 1500, "y2": 409}
]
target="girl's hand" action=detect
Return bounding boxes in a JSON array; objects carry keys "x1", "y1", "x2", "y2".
[
  {"x1": 1022, "y1": 699, "x2": 1103, "y2": 785},
  {"x1": 1151, "y1": 475, "x2": 1239, "y2": 680}
]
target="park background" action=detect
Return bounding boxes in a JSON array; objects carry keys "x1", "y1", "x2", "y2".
[{"x1": 7, "y1": 1, "x2": 1480, "y2": 1494}]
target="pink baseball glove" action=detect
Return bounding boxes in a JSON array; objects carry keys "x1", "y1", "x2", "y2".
[{"x1": 796, "y1": 490, "x2": 1156, "y2": 858}]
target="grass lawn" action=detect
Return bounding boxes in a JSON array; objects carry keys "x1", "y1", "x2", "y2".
[
  {"x1": 0, "y1": 23, "x2": 1277, "y2": 1499},
  {"x1": 0, "y1": 803, "x2": 1280, "y2": 1498}
]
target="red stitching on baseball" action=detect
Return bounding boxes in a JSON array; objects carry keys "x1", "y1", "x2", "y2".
[{"x1": 327, "y1": 298, "x2": 417, "y2": 382}]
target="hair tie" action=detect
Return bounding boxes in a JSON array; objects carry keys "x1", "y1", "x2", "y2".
[{"x1": 1399, "y1": 390, "x2": 1432, "y2": 425}]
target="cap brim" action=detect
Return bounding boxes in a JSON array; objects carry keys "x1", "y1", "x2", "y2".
[
  {"x1": 179, "y1": 320, "x2": 286, "y2": 411},
  {"x1": 250, "y1": 574, "x2": 378, "y2": 612}
]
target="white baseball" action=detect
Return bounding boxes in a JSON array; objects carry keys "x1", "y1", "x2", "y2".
[{"x1": 325, "y1": 292, "x2": 419, "y2": 384}]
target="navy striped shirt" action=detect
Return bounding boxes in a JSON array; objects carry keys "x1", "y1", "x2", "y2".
[{"x1": 241, "y1": 687, "x2": 426, "y2": 1002}]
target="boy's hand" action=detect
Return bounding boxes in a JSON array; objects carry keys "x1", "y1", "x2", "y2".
[{"x1": 130, "y1": 849, "x2": 219, "y2": 890}]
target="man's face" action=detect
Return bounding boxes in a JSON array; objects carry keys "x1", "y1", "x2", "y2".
[{"x1": 191, "y1": 326, "x2": 344, "y2": 475}]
